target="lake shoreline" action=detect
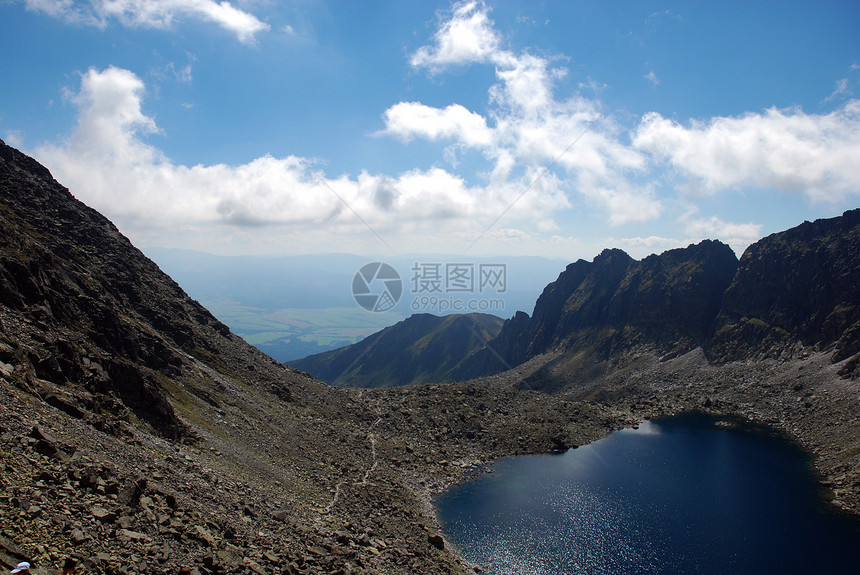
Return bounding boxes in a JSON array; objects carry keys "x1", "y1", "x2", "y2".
[
  {"x1": 433, "y1": 410, "x2": 860, "y2": 575},
  {"x1": 403, "y1": 349, "x2": 860, "y2": 573}
]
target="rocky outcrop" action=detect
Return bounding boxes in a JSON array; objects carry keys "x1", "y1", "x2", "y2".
[
  {"x1": 454, "y1": 240, "x2": 739, "y2": 381},
  {"x1": 708, "y1": 209, "x2": 860, "y2": 375},
  {"x1": 291, "y1": 313, "x2": 504, "y2": 387},
  {"x1": 0, "y1": 139, "x2": 246, "y2": 438}
]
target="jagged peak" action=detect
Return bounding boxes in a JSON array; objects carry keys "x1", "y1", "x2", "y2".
[{"x1": 593, "y1": 247, "x2": 633, "y2": 264}]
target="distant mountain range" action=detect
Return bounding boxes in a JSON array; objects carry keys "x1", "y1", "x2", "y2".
[
  {"x1": 294, "y1": 209, "x2": 860, "y2": 389},
  {"x1": 291, "y1": 313, "x2": 504, "y2": 387}
]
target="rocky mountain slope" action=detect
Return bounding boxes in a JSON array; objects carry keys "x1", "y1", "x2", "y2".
[
  {"x1": 708, "y1": 209, "x2": 860, "y2": 373},
  {"x1": 446, "y1": 240, "x2": 740, "y2": 384},
  {"x1": 291, "y1": 313, "x2": 503, "y2": 387},
  {"x1": 446, "y1": 212, "x2": 858, "y2": 388}
]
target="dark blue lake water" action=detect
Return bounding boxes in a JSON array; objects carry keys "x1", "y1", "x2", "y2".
[{"x1": 436, "y1": 413, "x2": 860, "y2": 575}]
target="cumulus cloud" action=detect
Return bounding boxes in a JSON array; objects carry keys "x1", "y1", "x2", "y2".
[
  {"x1": 385, "y1": 0, "x2": 661, "y2": 228},
  {"x1": 24, "y1": 0, "x2": 269, "y2": 43},
  {"x1": 29, "y1": 2, "x2": 860, "y2": 257},
  {"x1": 634, "y1": 102, "x2": 860, "y2": 202},
  {"x1": 395, "y1": 0, "x2": 860, "y2": 239},
  {"x1": 410, "y1": 1, "x2": 501, "y2": 71},
  {"x1": 34, "y1": 66, "x2": 566, "y2": 254},
  {"x1": 382, "y1": 102, "x2": 492, "y2": 147}
]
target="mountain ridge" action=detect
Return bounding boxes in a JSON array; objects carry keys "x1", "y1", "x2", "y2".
[
  {"x1": 437, "y1": 239, "x2": 741, "y2": 384},
  {"x1": 291, "y1": 313, "x2": 504, "y2": 387},
  {"x1": 708, "y1": 209, "x2": 860, "y2": 371},
  {"x1": 328, "y1": 213, "x2": 858, "y2": 390}
]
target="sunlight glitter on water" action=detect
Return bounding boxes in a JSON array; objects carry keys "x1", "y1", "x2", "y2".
[
  {"x1": 435, "y1": 414, "x2": 860, "y2": 575},
  {"x1": 445, "y1": 481, "x2": 664, "y2": 575}
]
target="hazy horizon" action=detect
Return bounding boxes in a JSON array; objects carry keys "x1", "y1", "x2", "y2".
[{"x1": 2, "y1": 1, "x2": 858, "y2": 260}]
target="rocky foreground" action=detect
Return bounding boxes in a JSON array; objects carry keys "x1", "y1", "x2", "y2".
[
  {"x1": 4, "y1": 348, "x2": 859, "y2": 575},
  {"x1": 1, "y1": 139, "x2": 859, "y2": 574},
  {"x1": 1, "y1": 360, "x2": 634, "y2": 575}
]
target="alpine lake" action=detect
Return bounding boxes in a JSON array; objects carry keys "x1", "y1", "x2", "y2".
[{"x1": 435, "y1": 412, "x2": 860, "y2": 575}]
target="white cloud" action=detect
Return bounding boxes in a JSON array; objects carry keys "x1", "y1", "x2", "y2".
[
  {"x1": 34, "y1": 67, "x2": 568, "y2": 255},
  {"x1": 824, "y1": 78, "x2": 850, "y2": 102},
  {"x1": 3, "y1": 130, "x2": 25, "y2": 148},
  {"x1": 389, "y1": 0, "x2": 661, "y2": 228},
  {"x1": 579, "y1": 180, "x2": 662, "y2": 225},
  {"x1": 152, "y1": 58, "x2": 194, "y2": 84},
  {"x1": 24, "y1": 0, "x2": 270, "y2": 43},
  {"x1": 410, "y1": 1, "x2": 501, "y2": 71},
  {"x1": 399, "y1": 1, "x2": 860, "y2": 237},
  {"x1": 381, "y1": 102, "x2": 493, "y2": 147},
  {"x1": 29, "y1": 3, "x2": 860, "y2": 258},
  {"x1": 174, "y1": 62, "x2": 193, "y2": 83},
  {"x1": 644, "y1": 70, "x2": 659, "y2": 86},
  {"x1": 617, "y1": 235, "x2": 682, "y2": 248},
  {"x1": 634, "y1": 102, "x2": 860, "y2": 202}
]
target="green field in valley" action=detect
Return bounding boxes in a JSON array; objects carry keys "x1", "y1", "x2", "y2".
[{"x1": 203, "y1": 299, "x2": 405, "y2": 363}]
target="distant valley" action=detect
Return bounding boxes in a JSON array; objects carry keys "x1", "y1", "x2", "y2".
[{"x1": 145, "y1": 248, "x2": 567, "y2": 362}]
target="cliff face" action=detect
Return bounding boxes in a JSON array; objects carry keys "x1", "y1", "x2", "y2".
[
  {"x1": 455, "y1": 240, "x2": 739, "y2": 380},
  {"x1": 291, "y1": 313, "x2": 504, "y2": 387},
  {"x1": 708, "y1": 209, "x2": 860, "y2": 374},
  {"x1": 0, "y1": 140, "x2": 303, "y2": 439}
]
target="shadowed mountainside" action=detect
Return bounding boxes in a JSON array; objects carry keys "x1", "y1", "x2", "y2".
[
  {"x1": 707, "y1": 209, "x2": 860, "y2": 374},
  {"x1": 448, "y1": 240, "x2": 740, "y2": 384},
  {"x1": 291, "y1": 313, "x2": 504, "y2": 387},
  {"x1": 420, "y1": 213, "x2": 858, "y2": 388}
]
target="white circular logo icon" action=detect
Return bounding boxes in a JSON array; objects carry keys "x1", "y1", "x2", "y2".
[{"x1": 352, "y1": 262, "x2": 402, "y2": 312}]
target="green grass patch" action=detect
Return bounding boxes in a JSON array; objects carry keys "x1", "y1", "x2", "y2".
[{"x1": 200, "y1": 300, "x2": 405, "y2": 359}]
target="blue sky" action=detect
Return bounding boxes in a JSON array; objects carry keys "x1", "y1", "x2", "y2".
[{"x1": 1, "y1": 0, "x2": 858, "y2": 260}]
